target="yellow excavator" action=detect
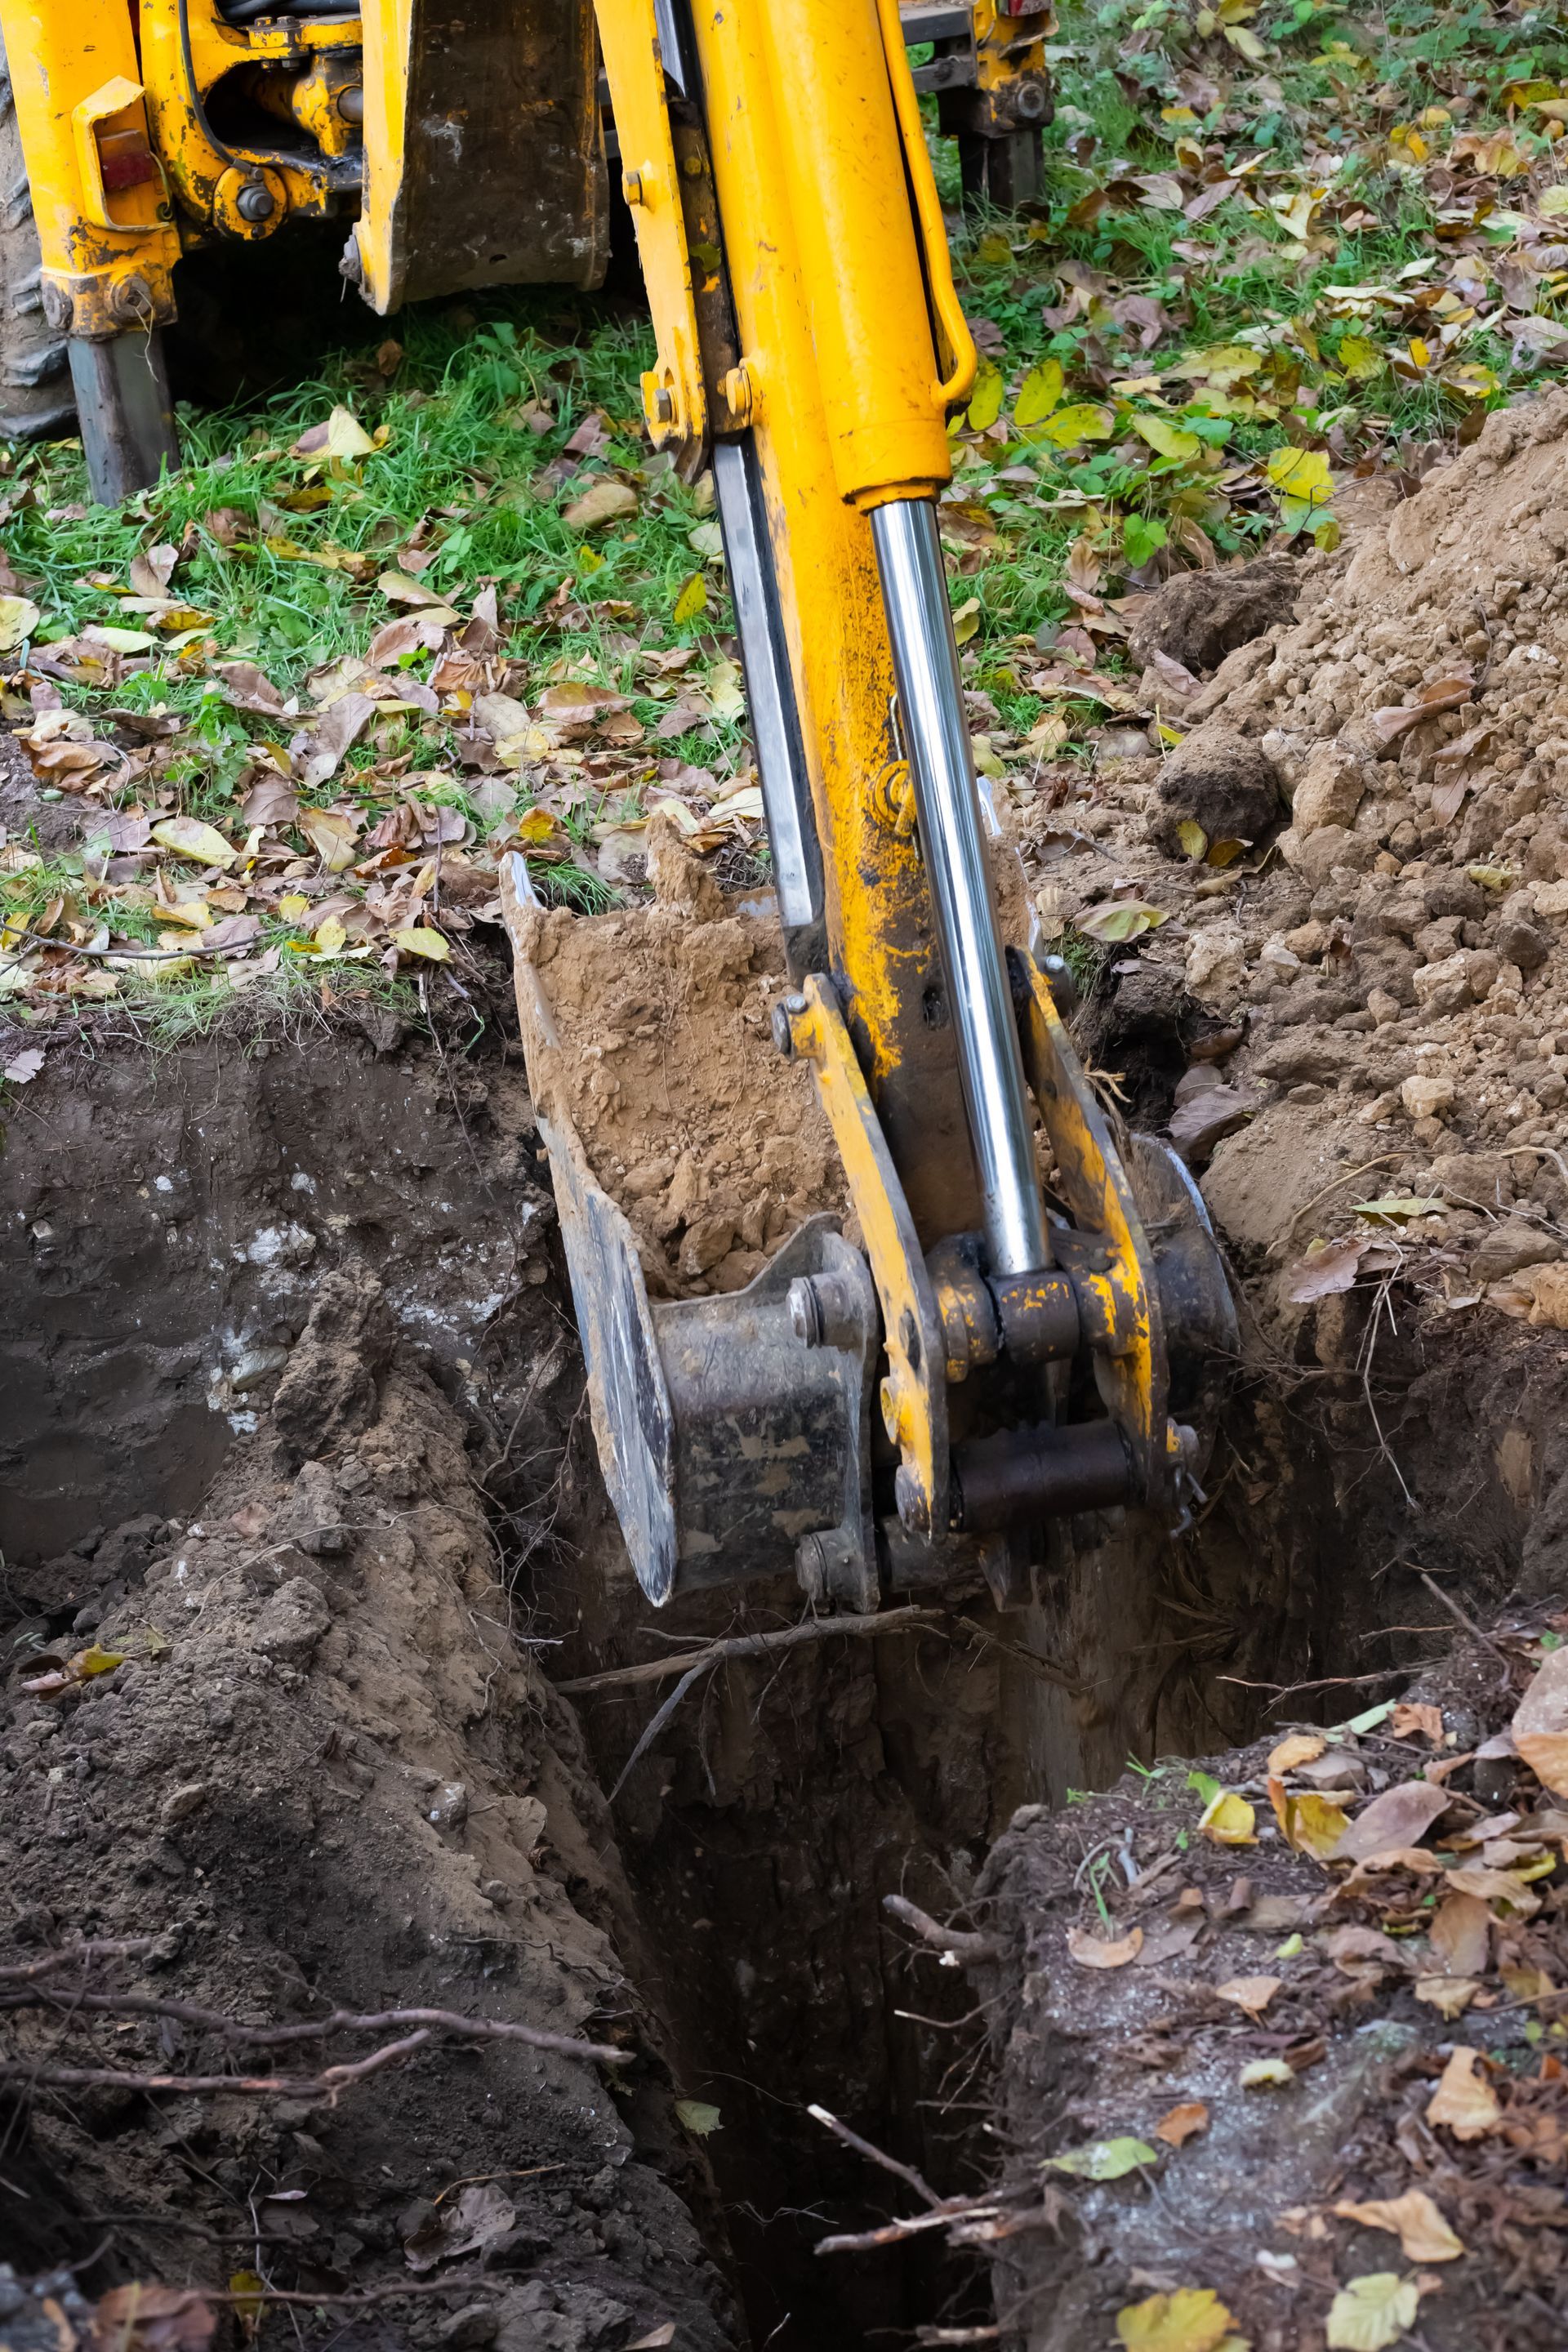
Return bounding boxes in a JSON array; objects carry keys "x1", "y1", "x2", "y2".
[{"x1": 0, "y1": 0, "x2": 1235, "y2": 1613}]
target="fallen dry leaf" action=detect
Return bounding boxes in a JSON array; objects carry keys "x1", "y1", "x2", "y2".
[
  {"x1": 564, "y1": 479, "x2": 639, "y2": 530},
  {"x1": 1425, "y1": 2045, "x2": 1502, "y2": 2140},
  {"x1": 1414, "y1": 1975, "x2": 1478, "y2": 2019},
  {"x1": 1198, "y1": 1788, "x2": 1256, "y2": 1846},
  {"x1": 1429, "y1": 1889, "x2": 1493, "y2": 1977},
  {"x1": 1153, "y1": 2100, "x2": 1209, "y2": 2147},
  {"x1": 92, "y1": 2283, "x2": 216, "y2": 2352},
  {"x1": 1067, "y1": 1924, "x2": 1143, "y2": 1969},
  {"x1": 150, "y1": 816, "x2": 237, "y2": 871},
  {"x1": 1114, "y1": 2285, "x2": 1236, "y2": 2351},
  {"x1": 1512, "y1": 1644, "x2": 1568, "y2": 1798},
  {"x1": 1334, "y1": 1780, "x2": 1450, "y2": 1862},
  {"x1": 1216, "y1": 1973, "x2": 1281, "y2": 2018},
  {"x1": 1271, "y1": 1782, "x2": 1351, "y2": 1860},
  {"x1": 1391, "y1": 1702, "x2": 1445, "y2": 1746},
  {"x1": 1268, "y1": 1732, "x2": 1328, "y2": 1776},
  {"x1": 1334, "y1": 2188, "x2": 1464, "y2": 2262},
  {"x1": 1325, "y1": 2271, "x2": 1419, "y2": 2352},
  {"x1": 1286, "y1": 1236, "x2": 1365, "y2": 1303}
]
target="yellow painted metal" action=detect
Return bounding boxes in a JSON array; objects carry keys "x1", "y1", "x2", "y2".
[
  {"x1": 356, "y1": 0, "x2": 412, "y2": 312},
  {"x1": 871, "y1": 0, "x2": 977, "y2": 408},
  {"x1": 0, "y1": 0, "x2": 180, "y2": 336},
  {"x1": 688, "y1": 0, "x2": 982, "y2": 1250},
  {"x1": 746, "y1": 0, "x2": 952, "y2": 506},
  {"x1": 970, "y1": 0, "x2": 1052, "y2": 99},
  {"x1": 591, "y1": 0, "x2": 709, "y2": 471},
  {"x1": 138, "y1": 0, "x2": 355, "y2": 239},
  {"x1": 1016, "y1": 953, "x2": 1169, "y2": 1503},
  {"x1": 787, "y1": 977, "x2": 948, "y2": 1532}
]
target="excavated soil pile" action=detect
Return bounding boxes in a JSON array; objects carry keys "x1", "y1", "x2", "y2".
[
  {"x1": 515, "y1": 817, "x2": 844, "y2": 1300},
  {"x1": 1024, "y1": 385, "x2": 1568, "y2": 1312},
  {"x1": 958, "y1": 1617, "x2": 1568, "y2": 2352},
  {"x1": 2, "y1": 1263, "x2": 739, "y2": 2350}
]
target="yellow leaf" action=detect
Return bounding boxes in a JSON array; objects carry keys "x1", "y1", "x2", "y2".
[
  {"x1": 156, "y1": 901, "x2": 212, "y2": 931},
  {"x1": 1334, "y1": 2189, "x2": 1464, "y2": 2263},
  {"x1": 1178, "y1": 820, "x2": 1209, "y2": 860},
  {"x1": 391, "y1": 926, "x2": 450, "y2": 963},
  {"x1": 0, "y1": 594, "x2": 40, "y2": 651},
  {"x1": 1408, "y1": 336, "x2": 1432, "y2": 370},
  {"x1": 951, "y1": 596, "x2": 982, "y2": 646},
  {"x1": 1267, "y1": 1732, "x2": 1326, "y2": 1775},
  {"x1": 1539, "y1": 185, "x2": 1568, "y2": 216},
  {"x1": 1042, "y1": 402, "x2": 1115, "y2": 450},
  {"x1": 151, "y1": 816, "x2": 238, "y2": 871},
  {"x1": 298, "y1": 809, "x2": 359, "y2": 873},
  {"x1": 1116, "y1": 2287, "x2": 1237, "y2": 2351},
  {"x1": 278, "y1": 892, "x2": 310, "y2": 920},
  {"x1": 84, "y1": 621, "x2": 157, "y2": 653},
  {"x1": 1425, "y1": 2045, "x2": 1501, "y2": 2140},
  {"x1": 1221, "y1": 21, "x2": 1267, "y2": 60},
  {"x1": 1270, "y1": 1782, "x2": 1350, "y2": 1859},
  {"x1": 1266, "y1": 445, "x2": 1334, "y2": 508},
  {"x1": 675, "y1": 2099, "x2": 721, "y2": 2136},
  {"x1": 1198, "y1": 1788, "x2": 1256, "y2": 1845},
  {"x1": 1325, "y1": 2274, "x2": 1419, "y2": 2352},
  {"x1": 967, "y1": 361, "x2": 1004, "y2": 433},
  {"x1": 229, "y1": 2270, "x2": 268, "y2": 2341},
  {"x1": 1133, "y1": 415, "x2": 1202, "y2": 464},
  {"x1": 1015, "y1": 360, "x2": 1064, "y2": 430},
  {"x1": 315, "y1": 915, "x2": 348, "y2": 957},
  {"x1": 72, "y1": 1645, "x2": 125, "y2": 1678},
  {"x1": 673, "y1": 572, "x2": 708, "y2": 625},
  {"x1": 1338, "y1": 334, "x2": 1383, "y2": 380},
  {"x1": 1240, "y1": 2057, "x2": 1294, "y2": 2087}
]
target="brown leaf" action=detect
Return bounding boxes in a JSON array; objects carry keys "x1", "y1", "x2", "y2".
[
  {"x1": 203, "y1": 507, "x2": 251, "y2": 547},
  {"x1": 239, "y1": 775, "x2": 300, "y2": 828},
  {"x1": 1445, "y1": 1862, "x2": 1541, "y2": 1914},
  {"x1": 1215, "y1": 1973, "x2": 1280, "y2": 2017},
  {"x1": 461, "y1": 584, "x2": 501, "y2": 658},
  {"x1": 1366, "y1": 674, "x2": 1474, "y2": 745},
  {"x1": 92, "y1": 2284, "x2": 216, "y2": 2352},
  {"x1": 200, "y1": 914, "x2": 261, "y2": 952},
  {"x1": 1425, "y1": 2044, "x2": 1502, "y2": 2140},
  {"x1": 216, "y1": 661, "x2": 288, "y2": 717},
  {"x1": 1414, "y1": 1975, "x2": 1478, "y2": 2019},
  {"x1": 563, "y1": 479, "x2": 639, "y2": 530},
  {"x1": 1512, "y1": 1645, "x2": 1568, "y2": 1798},
  {"x1": 1286, "y1": 1236, "x2": 1365, "y2": 1303},
  {"x1": 366, "y1": 613, "x2": 449, "y2": 669},
  {"x1": 1333, "y1": 2188, "x2": 1464, "y2": 2262},
  {"x1": 1066, "y1": 1924, "x2": 1143, "y2": 1969},
  {"x1": 128, "y1": 542, "x2": 178, "y2": 599},
  {"x1": 1153, "y1": 2100, "x2": 1209, "y2": 2147},
  {"x1": 292, "y1": 693, "x2": 376, "y2": 791},
  {"x1": 1334, "y1": 1780, "x2": 1450, "y2": 1862},
  {"x1": 1392, "y1": 1703, "x2": 1445, "y2": 1746}
]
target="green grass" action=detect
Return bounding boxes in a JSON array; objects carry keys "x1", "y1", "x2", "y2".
[{"x1": 7, "y1": 0, "x2": 1568, "y2": 1027}]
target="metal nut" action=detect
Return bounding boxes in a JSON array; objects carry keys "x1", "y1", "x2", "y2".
[
  {"x1": 893, "y1": 1466, "x2": 929, "y2": 1535},
  {"x1": 236, "y1": 180, "x2": 276, "y2": 223}
]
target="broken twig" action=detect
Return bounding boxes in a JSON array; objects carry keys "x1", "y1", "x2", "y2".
[{"x1": 883, "y1": 1893, "x2": 1001, "y2": 1966}]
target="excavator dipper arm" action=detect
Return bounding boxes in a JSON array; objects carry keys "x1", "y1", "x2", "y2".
[{"x1": 504, "y1": 0, "x2": 1236, "y2": 1609}]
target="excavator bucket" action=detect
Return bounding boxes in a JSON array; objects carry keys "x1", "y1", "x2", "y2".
[{"x1": 496, "y1": 0, "x2": 1236, "y2": 1612}]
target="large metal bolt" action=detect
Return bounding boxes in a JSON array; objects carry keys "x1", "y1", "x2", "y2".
[
  {"x1": 771, "y1": 991, "x2": 806, "y2": 1058},
  {"x1": 1014, "y1": 80, "x2": 1048, "y2": 119},
  {"x1": 787, "y1": 1277, "x2": 824, "y2": 1348},
  {"x1": 650, "y1": 386, "x2": 675, "y2": 425},
  {"x1": 894, "y1": 1466, "x2": 929, "y2": 1535},
  {"x1": 236, "y1": 180, "x2": 276, "y2": 223}
]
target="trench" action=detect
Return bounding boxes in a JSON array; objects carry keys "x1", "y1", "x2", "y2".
[{"x1": 0, "y1": 1009, "x2": 1543, "y2": 2346}]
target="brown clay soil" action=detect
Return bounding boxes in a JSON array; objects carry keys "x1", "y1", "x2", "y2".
[
  {"x1": 16, "y1": 391, "x2": 1568, "y2": 2349},
  {"x1": 511, "y1": 813, "x2": 844, "y2": 1300}
]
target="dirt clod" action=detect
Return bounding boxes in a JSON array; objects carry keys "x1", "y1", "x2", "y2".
[
  {"x1": 1147, "y1": 724, "x2": 1284, "y2": 856},
  {"x1": 1128, "y1": 555, "x2": 1301, "y2": 676}
]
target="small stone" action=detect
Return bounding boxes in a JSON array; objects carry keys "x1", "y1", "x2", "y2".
[
  {"x1": 436, "y1": 2305, "x2": 500, "y2": 2350},
  {"x1": 479, "y1": 1878, "x2": 513, "y2": 1908},
  {"x1": 1470, "y1": 1218, "x2": 1563, "y2": 1282},
  {"x1": 1366, "y1": 987, "x2": 1401, "y2": 1026},
  {"x1": 159, "y1": 1781, "x2": 209, "y2": 1828},
  {"x1": 1290, "y1": 741, "x2": 1365, "y2": 835},
  {"x1": 1286, "y1": 1083, "x2": 1325, "y2": 1104},
  {"x1": 1401, "y1": 1072, "x2": 1456, "y2": 1121},
  {"x1": 429, "y1": 1780, "x2": 469, "y2": 1831}
]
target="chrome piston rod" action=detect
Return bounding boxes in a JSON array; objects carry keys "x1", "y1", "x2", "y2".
[{"x1": 871, "y1": 494, "x2": 1049, "y2": 1279}]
